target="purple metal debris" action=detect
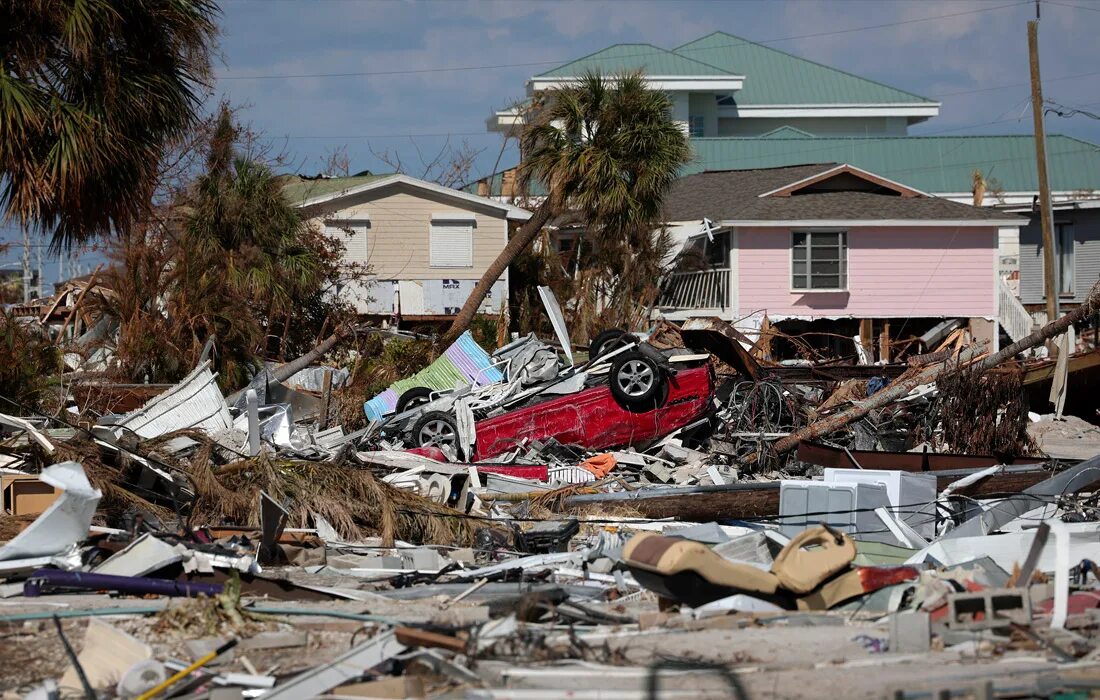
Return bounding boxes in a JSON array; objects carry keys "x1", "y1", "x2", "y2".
[{"x1": 23, "y1": 569, "x2": 224, "y2": 598}]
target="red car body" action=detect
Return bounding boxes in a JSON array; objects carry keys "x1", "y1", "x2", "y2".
[{"x1": 472, "y1": 364, "x2": 715, "y2": 461}]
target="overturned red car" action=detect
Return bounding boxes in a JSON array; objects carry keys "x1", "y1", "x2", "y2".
[{"x1": 470, "y1": 363, "x2": 714, "y2": 460}]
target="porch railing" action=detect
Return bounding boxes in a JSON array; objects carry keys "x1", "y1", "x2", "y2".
[
  {"x1": 658, "y1": 268, "x2": 730, "y2": 310},
  {"x1": 998, "y1": 277, "x2": 1032, "y2": 343}
]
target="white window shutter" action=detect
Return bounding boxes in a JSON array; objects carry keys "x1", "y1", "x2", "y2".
[
  {"x1": 324, "y1": 220, "x2": 370, "y2": 262},
  {"x1": 430, "y1": 222, "x2": 473, "y2": 267}
]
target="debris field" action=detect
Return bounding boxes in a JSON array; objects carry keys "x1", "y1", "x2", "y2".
[{"x1": 4, "y1": 286, "x2": 1100, "y2": 700}]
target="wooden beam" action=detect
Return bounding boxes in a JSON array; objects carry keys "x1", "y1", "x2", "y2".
[{"x1": 879, "y1": 320, "x2": 891, "y2": 363}]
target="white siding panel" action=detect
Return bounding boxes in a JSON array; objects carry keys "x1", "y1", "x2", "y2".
[{"x1": 115, "y1": 361, "x2": 232, "y2": 438}]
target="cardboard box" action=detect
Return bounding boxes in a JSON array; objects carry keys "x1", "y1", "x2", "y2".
[{"x1": 2, "y1": 473, "x2": 62, "y2": 516}]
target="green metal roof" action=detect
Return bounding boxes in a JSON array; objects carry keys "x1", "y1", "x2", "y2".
[
  {"x1": 688, "y1": 134, "x2": 1100, "y2": 193},
  {"x1": 674, "y1": 32, "x2": 935, "y2": 106},
  {"x1": 536, "y1": 43, "x2": 735, "y2": 78},
  {"x1": 281, "y1": 173, "x2": 392, "y2": 205},
  {"x1": 472, "y1": 134, "x2": 1100, "y2": 197}
]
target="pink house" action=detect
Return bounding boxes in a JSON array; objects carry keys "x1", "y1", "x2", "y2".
[{"x1": 659, "y1": 164, "x2": 1026, "y2": 358}]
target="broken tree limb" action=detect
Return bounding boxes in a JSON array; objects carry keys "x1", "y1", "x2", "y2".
[
  {"x1": 770, "y1": 346, "x2": 982, "y2": 456},
  {"x1": 969, "y1": 280, "x2": 1100, "y2": 374},
  {"x1": 270, "y1": 326, "x2": 355, "y2": 383},
  {"x1": 772, "y1": 281, "x2": 1100, "y2": 455}
]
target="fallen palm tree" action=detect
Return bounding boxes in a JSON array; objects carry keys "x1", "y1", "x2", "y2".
[
  {"x1": 26, "y1": 430, "x2": 473, "y2": 547},
  {"x1": 191, "y1": 451, "x2": 474, "y2": 547}
]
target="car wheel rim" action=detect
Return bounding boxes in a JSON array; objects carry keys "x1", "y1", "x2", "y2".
[
  {"x1": 407, "y1": 396, "x2": 430, "y2": 409},
  {"x1": 419, "y1": 419, "x2": 456, "y2": 447},
  {"x1": 617, "y1": 360, "x2": 654, "y2": 397}
]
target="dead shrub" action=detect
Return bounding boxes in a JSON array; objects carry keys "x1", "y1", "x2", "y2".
[
  {"x1": 937, "y1": 366, "x2": 1037, "y2": 458},
  {"x1": 0, "y1": 311, "x2": 62, "y2": 415}
]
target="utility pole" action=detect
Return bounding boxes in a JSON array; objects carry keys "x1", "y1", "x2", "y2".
[
  {"x1": 35, "y1": 231, "x2": 44, "y2": 298},
  {"x1": 1028, "y1": 5, "x2": 1058, "y2": 324},
  {"x1": 21, "y1": 226, "x2": 31, "y2": 303}
]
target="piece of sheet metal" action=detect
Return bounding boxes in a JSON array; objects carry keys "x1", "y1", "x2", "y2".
[
  {"x1": 679, "y1": 317, "x2": 761, "y2": 380},
  {"x1": 93, "y1": 534, "x2": 186, "y2": 578},
  {"x1": 261, "y1": 630, "x2": 406, "y2": 699},
  {"x1": 0, "y1": 461, "x2": 101, "y2": 562},
  {"x1": 797, "y1": 441, "x2": 1044, "y2": 472},
  {"x1": 113, "y1": 361, "x2": 232, "y2": 439},
  {"x1": 363, "y1": 330, "x2": 503, "y2": 421},
  {"x1": 537, "y1": 285, "x2": 573, "y2": 366},
  {"x1": 944, "y1": 454, "x2": 1100, "y2": 539}
]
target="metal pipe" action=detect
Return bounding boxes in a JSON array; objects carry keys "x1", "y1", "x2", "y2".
[
  {"x1": 23, "y1": 570, "x2": 224, "y2": 598},
  {"x1": 0, "y1": 604, "x2": 399, "y2": 625}
]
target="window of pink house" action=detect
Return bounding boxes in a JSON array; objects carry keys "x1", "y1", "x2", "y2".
[{"x1": 792, "y1": 230, "x2": 847, "y2": 291}]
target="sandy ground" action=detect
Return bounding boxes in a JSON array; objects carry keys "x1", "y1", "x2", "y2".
[{"x1": 1029, "y1": 414, "x2": 1100, "y2": 460}]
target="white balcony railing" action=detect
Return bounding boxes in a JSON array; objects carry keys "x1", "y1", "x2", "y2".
[
  {"x1": 658, "y1": 268, "x2": 730, "y2": 310},
  {"x1": 998, "y1": 277, "x2": 1032, "y2": 343}
]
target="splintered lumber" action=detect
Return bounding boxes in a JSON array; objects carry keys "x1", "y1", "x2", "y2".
[{"x1": 772, "y1": 281, "x2": 1100, "y2": 455}]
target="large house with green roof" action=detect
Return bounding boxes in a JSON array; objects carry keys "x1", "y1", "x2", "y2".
[
  {"x1": 490, "y1": 33, "x2": 940, "y2": 139},
  {"x1": 476, "y1": 32, "x2": 1100, "y2": 346},
  {"x1": 477, "y1": 31, "x2": 1100, "y2": 330},
  {"x1": 483, "y1": 32, "x2": 1100, "y2": 205}
]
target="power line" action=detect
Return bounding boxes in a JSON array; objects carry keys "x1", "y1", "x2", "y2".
[
  {"x1": 1045, "y1": 0, "x2": 1100, "y2": 13},
  {"x1": 930, "y1": 69, "x2": 1100, "y2": 98},
  {"x1": 248, "y1": 89, "x2": 1039, "y2": 144},
  {"x1": 1046, "y1": 99, "x2": 1100, "y2": 121},
  {"x1": 258, "y1": 130, "x2": 498, "y2": 141},
  {"x1": 216, "y1": 1, "x2": 1028, "y2": 81}
]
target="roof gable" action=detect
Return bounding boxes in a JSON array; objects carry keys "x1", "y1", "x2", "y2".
[
  {"x1": 674, "y1": 32, "x2": 936, "y2": 106},
  {"x1": 285, "y1": 173, "x2": 532, "y2": 220},
  {"x1": 760, "y1": 126, "x2": 816, "y2": 139},
  {"x1": 759, "y1": 164, "x2": 927, "y2": 198},
  {"x1": 536, "y1": 43, "x2": 735, "y2": 78}
]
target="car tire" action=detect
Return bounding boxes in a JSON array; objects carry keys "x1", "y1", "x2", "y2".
[
  {"x1": 411, "y1": 410, "x2": 464, "y2": 459},
  {"x1": 396, "y1": 386, "x2": 434, "y2": 413},
  {"x1": 590, "y1": 328, "x2": 637, "y2": 359},
  {"x1": 609, "y1": 351, "x2": 666, "y2": 410}
]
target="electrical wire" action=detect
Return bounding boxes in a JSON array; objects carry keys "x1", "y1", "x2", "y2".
[
  {"x1": 1045, "y1": 0, "x2": 1100, "y2": 13},
  {"x1": 1046, "y1": 99, "x2": 1100, "y2": 122},
  {"x1": 216, "y1": 2, "x2": 1029, "y2": 81}
]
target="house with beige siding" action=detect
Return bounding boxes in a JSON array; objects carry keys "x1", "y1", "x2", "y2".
[{"x1": 284, "y1": 173, "x2": 530, "y2": 319}]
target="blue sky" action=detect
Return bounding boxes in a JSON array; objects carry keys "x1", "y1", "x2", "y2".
[
  {"x1": 213, "y1": 0, "x2": 1100, "y2": 175},
  {"x1": 5, "y1": 0, "x2": 1100, "y2": 283}
]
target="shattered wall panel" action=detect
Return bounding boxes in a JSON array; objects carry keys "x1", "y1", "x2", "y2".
[{"x1": 113, "y1": 361, "x2": 232, "y2": 439}]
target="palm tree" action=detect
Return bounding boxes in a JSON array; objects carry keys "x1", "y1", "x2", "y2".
[
  {"x1": 179, "y1": 105, "x2": 326, "y2": 380},
  {"x1": 0, "y1": 0, "x2": 219, "y2": 250},
  {"x1": 442, "y1": 71, "x2": 691, "y2": 345},
  {"x1": 184, "y1": 107, "x2": 322, "y2": 317}
]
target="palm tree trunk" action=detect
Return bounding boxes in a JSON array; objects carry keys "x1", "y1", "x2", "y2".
[
  {"x1": 441, "y1": 199, "x2": 557, "y2": 346},
  {"x1": 271, "y1": 325, "x2": 353, "y2": 382}
]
